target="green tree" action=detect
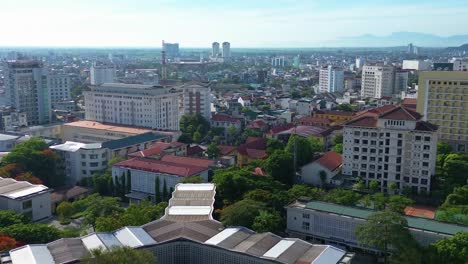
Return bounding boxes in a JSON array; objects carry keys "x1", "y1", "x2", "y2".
[
  {"x1": 336, "y1": 104, "x2": 354, "y2": 112},
  {"x1": 56, "y1": 201, "x2": 74, "y2": 223},
  {"x1": 388, "y1": 195, "x2": 413, "y2": 214},
  {"x1": 180, "y1": 176, "x2": 204, "y2": 183},
  {"x1": 437, "y1": 142, "x2": 452, "y2": 155},
  {"x1": 286, "y1": 136, "x2": 313, "y2": 167},
  {"x1": 324, "y1": 189, "x2": 362, "y2": 206},
  {"x1": 220, "y1": 199, "x2": 266, "y2": 228},
  {"x1": 83, "y1": 195, "x2": 123, "y2": 231},
  {"x1": 193, "y1": 131, "x2": 202, "y2": 142},
  {"x1": 369, "y1": 180, "x2": 380, "y2": 192},
  {"x1": 1, "y1": 224, "x2": 61, "y2": 244},
  {"x1": 332, "y1": 143, "x2": 343, "y2": 154},
  {"x1": 227, "y1": 125, "x2": 238, "y2": 143},
  {"x1": 162, "y1": 179, "x2": 168, "y2": 201},
  {"x1": 355, "y1": 210, "x2": 415, "y2": 264},
  {"x1": 308, "y1": 137, "x2": 324, "y2": 153},
  {"x1": 287, "y1": 185, "x2": 325, "y2": 201},
  {"x1": 252, "y1": 210, "x2": 283, "y2": 234},
  {"x1": 427, "y1": 232, "x2": 468, "y2": 264},
  {"x1": 332, "y1": 134, "x2": 343, "y2": 145},
  {"x1": 266, "y1": 138, "x2": 285, "y2": 155},
  {"x1": 0, "y1": 210, "x2": 28, "y2": 228},
  {"x1": 108, "y1": 157, "x2": 125, "y2": 166},
  {"x1": 82, "y1": 246, "x2": 156, "y2": 264},
  {"x1": 93, "y1": 171, "x2": 113, "y2": 196},
  {"x1": 1, "y1": 137, "x2": 65, "y2": 187},
  {"x1": 265, "y1": 150, "x2": 295, "y2": 185},
  {"x1": 206, "y1": 143, "x2": 220, "y2": 159},
  {"x1": 126, "y1": 170, "x2": 131, "y2": 193}
]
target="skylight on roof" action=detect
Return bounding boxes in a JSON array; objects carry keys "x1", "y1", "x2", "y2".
[
  {"x1": 176, "y1": 183, "x2": 215, "y2": 191},
  {"x1": 168, "y1": 206, "x2": 212, "y2": 215},
  {"x1": 263, "y1": 240, "x2": 295, "y2": 258},
  {"x1": 205, "y1": 228, "x2": 240, "y2": 245}
]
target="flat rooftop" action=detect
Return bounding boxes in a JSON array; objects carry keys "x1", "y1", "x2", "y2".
[{"x1": 63, "y1": 121, "x2": 153, "y2": 135}]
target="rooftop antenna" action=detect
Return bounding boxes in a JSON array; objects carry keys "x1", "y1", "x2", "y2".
[{"x1": 161, "y1": 40, "x2": 167, "y2": 82}]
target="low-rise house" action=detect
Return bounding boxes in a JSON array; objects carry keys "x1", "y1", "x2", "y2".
[
  {"x1": 246, "y1": 119, "x2": 268, "y2": 132},
  {"x1": 297, "y1": 116, "x2": 331, "y2": 127},
  {"x1": 210, "y1": 114, "x2": 242, "y2": 138},
  {"x1": 0, "y1": 134, "x2": 20, "y2": 152},
  {"x1": 237, "y1": 96, "x2": 251, "y2": 107},
  {"x1": 128, "y1": 141, "x2": 187, "y2": 159},
  {"x1": 313, "y1": 110, "x2": 356, "y2": 125},
  {"x1": 299, "y1": 151, "x2": 342, "y2": 186},
  {"x1": 0, "y1": 177, "x2": 51, "y2": 221},
  {"x1": 237, "y1": 137, "x2": 268, "y2": 166},
  {"x1": 273, "y1": 125, "x2": 332, "y2": 149},
  {"x1": 112, "y1": 156, "x2": 215, "y2": 203},
  {"x1": 51, "y1": 186, "x2": 92, "y2": 213}
]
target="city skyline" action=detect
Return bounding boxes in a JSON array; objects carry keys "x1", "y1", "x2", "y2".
[{"x1": 2, "y1": 0, "x2": 468, "y2": 48}]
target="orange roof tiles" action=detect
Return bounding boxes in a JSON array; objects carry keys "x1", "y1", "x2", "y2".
[
  {"x1": 315, "y1": 151, "x2": 342, "y2": 171},
  {"x1": 64, "y1": 121, "x2": 153, "y2": 134}
]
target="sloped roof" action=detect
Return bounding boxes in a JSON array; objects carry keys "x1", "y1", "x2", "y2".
[
  {"x1": 378, "y1": 106, "x2": 422, "y2": 121},
  {"x1": 211, "y1": 114, "x2": 241, "y2": 123},
  {"x1": 345, "y1": 116, "x2": 378, "y2": 128},
  {"x1": 161, "y1": 155, "x2": 214, "y2": 168},
  {"x1": 101, "y1": 132, "x2": 168, "y2": 150},
  {"x1": 315, "y1": 151, "x2": 342, "y2": 171},
  {"x1": 113, "y1": 158, "x2": 208, "y2": 177}
]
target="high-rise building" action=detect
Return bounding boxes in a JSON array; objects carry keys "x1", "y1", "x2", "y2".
[
  {"x1": 361, "y1": 64, "x2": 395, "y2": 98},
  {"x1": 181, "y1": 82, "x2": 212, "y2": 120},
  {"x1": 394, "y1": 70, "x2": 409, "y2": 93},
  {"x1": 342, "y1": 106, "x2": 438, "y2": 193},
  {"x1": 271, "y1": 56, "x2": 285, "y2": 67},
  {"x1": 222, "y1": 42, "x2": 231, "y2": 58},
  {"x1": 48, "y1": 74, "x2": 72, "y2": 105},
  {"x1": 84, "y1": 83, "x2": 181, "y2": 130},
  {"x1": 3, "y1": 61, "x2": 51, "y2": 125},
  {"x1": 402, "y1": 60, "x2": 432, "y2": 71},
  {"x1": 450, "y1": 58, "x2": 468, "y2": 71},
  {"x1": 417, "y1": 71, "x2": 468, "y2": 151},
  {"x1": 90, "y1": 64, "x2": 116, "y2": 85},
  {"x1": 355, "y1": 57, "x2": 366, "y2": 69},
  {"x1": 211, "y1": 42, "x2": 220, "y2": 57},
  {"x1": 319, "y1": 65, "x2": 344, "y2": 93},
  {"x1": 163, "y1": 42, "x2": 179, "y2": 58}
]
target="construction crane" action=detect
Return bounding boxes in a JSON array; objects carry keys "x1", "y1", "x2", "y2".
[{"x1": 161, "y1": 40, "x2": 167, "y2": 82}]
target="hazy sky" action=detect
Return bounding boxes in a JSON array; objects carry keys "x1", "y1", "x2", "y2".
[{"x1": 1, "y1": 0, "x2": 468, "y2": 47}]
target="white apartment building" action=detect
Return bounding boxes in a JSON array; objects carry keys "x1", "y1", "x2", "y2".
[
  {"x1": 222, "y1": 42, "x2": 231, "y2": 58},
  {"x1": 84, "y1": 83, "x2": 181, "y2": 130},
  {"x1": 402, "y1": 60, "x2": 432, "y2": 71},
  {"x1": 3, "y1": 61, "x2": 51, "y2": 125},
  {"x1": 271, "y1": 57, "x2": 285, "y2": 67},
  {"x1": 319, "y1": 65, "x2": 344, "y2": 93},
  {"x1": 450, "y1": 58, "x2": 468, "y2": 71},
  {"x1": 180, "y1": 82, "x2": 212, "y2": 120},
  {"x1": 342, "y1": 106, "x2": 438, "y2": 193},
  {"x1": 212, "y1": 42, "x2": 220, "y2": 57},
  {"x1": 0, "y1": 110, "x2": 27, "y2": 131},
  {"x1": 90, "y1": 64, "x2": 116, "y2": 85},
  {"x1": 361, "y1": 65, "x2": 395, "y2": 98},
  {"x1": 355, "y1": 57, "x2": 366, "y2": 69},
  {"x1": 0, "y1": 177, "x2": 51, "y2": 221},
  {"x1": 48, "y1": 74, "x2": 72, "y2": 104}
]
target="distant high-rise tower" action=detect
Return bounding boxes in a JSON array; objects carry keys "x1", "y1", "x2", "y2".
[
  {"x1": 361, "y1": 64, "x2": 395, "y2": 98},
  {"x1": 163, "y1": 42, "x2": 179, "y2": 58},
  {"x1": 3, "y1": 61, "x2": 51, "y2": 125},
  {"x1": 90, "y1": 64, "x2": 116, "y2": 85},
  {"x1": 212, "y1": 42, "x2": 220, "y2": 57},
  {"x1": 222, "y1": 42, "x2": 231, "y2": 58},
  {"x1": 319, "y1": 65, "x2": 344, "y2": 93}
]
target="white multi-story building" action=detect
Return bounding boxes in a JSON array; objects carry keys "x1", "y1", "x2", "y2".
[
  {"x1": 450, "y1": 58, "x2": 468, "y2": 71},
  {"x1": 402, "y1": 60, "x2": 432, "y2": 71},
  {"x1": 222, "y1": 42, "x2": 231, "y2": 58},
  {"x1": 361, "y1": 64, "x2": 395, "y2": 98},
  {"x1": 90, "y1": 64, "x2": 116, "y2": 85},
  {"x1": 0, "y1": 177, "x2": 51, "y2": 221},
  {"x1": 342, "y1": 106, "x2": 438, "y2": 193},
  {"x1": 355, "y1": 57, "x2": 366, "y2": 69},
  {"x1": 84, "y1": 83, "x2": 181, "y2": 130},
  {"x1": 211, "y1": 42, "x2": 220, "y2": 57},
  {"x1": 0, "y1": 108, "x2": 27, "y2": 131},
  {"x1": 319, "y1": 65, "x2": 344, "y2": 93},
  {"x1": 48, "y1": 74, "x2": 72, "y2": 104},
  {"x1": 271, "y1": 56, "x2": 285, "y2": 67},
  {"x1": 180, "y1": 82, "x2": 211, "y2": 120},
  {"x1": 3, "y1": 61, "x2": 51, "y2": 125}
]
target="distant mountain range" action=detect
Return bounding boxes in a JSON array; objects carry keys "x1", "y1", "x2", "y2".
[{"x1": 335, "y1": 32, "x2": 468, "y2": 47}]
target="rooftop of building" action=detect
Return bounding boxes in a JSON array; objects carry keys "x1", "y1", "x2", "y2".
[
  {"x1": 0, "y1": 177, "x2": 49, "y2": 200},
  {"x1": 101, "y1": 132, "x2": 168, "y2": 150},
  {"x1": 276, "y1": 125, "x2": 331, "y2": 138},
  {"x1": 10, "y1": 183, "x2": 352, "y2": 264},
  {"x1": 63, "y1": 121, "x2": 154, "y2": 135},
  {"x1": 313, "y1": 151, "x2": 342, "y2": 171},
  {"x1": 290, "y1": 200, "x2": 468, "y2": 236}
]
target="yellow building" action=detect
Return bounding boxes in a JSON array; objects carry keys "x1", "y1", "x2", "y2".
[
  {"x1": 313, "y1": 110, "x2": 356, "y2": 125},
  {"x1": 417, "y1": 71, "x2": 468, "y2": 151}
]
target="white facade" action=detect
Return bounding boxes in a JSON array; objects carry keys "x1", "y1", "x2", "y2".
[
  {"x1": 450, "y1": 58, "x2": 468, "y2": 71},
  {"x1": 361, "y1": 65, "x2": 395, "y2": 98},
  {"x1": 300, "y1": 163, "x2": 340, "y2": 186},
  {"x1": 84, "y1": 83, "x2": 181, "y2": 130},
  {"x1": 51, "y1": 142, "x2": 108, "y2": 185},
  {"x1": 222, "y1": 42, "x2": 231, "y2": 58},
  {"x1": 48, "y1": 74, "x2": 72, "y2": 104},
  {"x1": 319, "y1": 66, "x2": 344, "y2": 93},
  {"x1": 296, "y1": 100, "x2": 313, "y2": 116},
  {"x1": 3, "y1": 61, "x2": 51, "y2": 125},
  {"x1": 402, "y1": 60, "x2": 432, "y2": 71},
  {"x1": 342, "y1": 109, "x2": 437, "y2": 193},
  {"x1": 271, "y1": 57, "x2": 285, "y2": 67},
  {"x1": 0, "y1": 177, "x2": 51, "y2": 221},
  {"x1": 181, "y1": 83, "x2": 212, "y2": 120},
  {"x1": 0, "y1": 134, "x2": 19, "y2": 151},
  {"x1": 355, "y1": 57, "x2": 366, "y2": 69},
  {"x1": 90, "y1": 65, "x2": 116, "y2": 85},
  {"x1": 2, "y1": 111, "x2": 27, "y2": 131},
  {"x1": 212, "y1": 42, "x2": 220, "y2": 57}
]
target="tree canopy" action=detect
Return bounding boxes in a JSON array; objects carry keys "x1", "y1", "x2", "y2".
[
  {"x1": 265, "y1": 150, "x2": 295, "y2": 185},
  {"x1": 427, "y1": 232, "x2": 468, "y2": 264},
  {"x1": 220, "y1": 199, "x2": 266, "y2": 228},
  {"x1": 82, "y1": 246, "x2": 156, "y2": 264}
]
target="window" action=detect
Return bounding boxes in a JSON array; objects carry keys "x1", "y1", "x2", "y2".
[
  {"x1": 354, "y1": 147, "x2": 359, "y2": 152},
  {"x1": 361, "y1": 164, "x2": 367, "y2": 169},
  {"x1": 396, "y1": 173, "x2": 401, "y2": 180},
  {"x1": 424, "y1": 136, "x2": 431, "y2": 142},
  {"x1": 302, "y1": 222, "x2": 310, "y2": 230},
  {"x1": 423, "y1": 145, "x2": 430, "y2": 150},
  {"x1": 415, "y1": 136, "x2": 421, "y2": 141},
  {"x1": 396, "y1": 157, "x2": 402, "y2": 164},
  {"x1": 423, "y1": 154, "x2": 430, "y2": 159},
  {"x1": 354, "y1": 139, "x2": 360, "y2": 144},
  {"x1": 81, "y1": 154, "x2": 86, "y2": 159},
  {"x1": 396, "y1": 165, "x2": 401, "y2": 172},
  {"x1": 354, "y1": 155, "x2": 359, "y2": 160},
  {"x1": 404, "y1": 177, "x2": 409, "y2": 183},
  {"x1": 303, "y1": 213, "x2": 310, "y2": 219},
  {"x1": 363, "y1": 140, "x2": 368, "y2": 145},
  {"x1": 81, "y1": 162, "x2": 86, "y2": 166},
  {"x1": 412, "y1": 178, "x2": 419, "y2": 184},
  {"x1": 397, "y1": 140, "x2": 402, "y2": 147},
  {"x1": 89, "y1": 154, "x2": 98, "y2": 159},
  {"x1": 82, "y1": 170, "x2": 87, "y2": 175},
  {"x1": 398, "y1": 133, "x2": 402, "y2": 138},
  {"x1": 369, "y1": 172, "x2": 375, "y2": 178},
  {"x1": 363, "y1": 132, "x2": 369, "y2": 137},
  {"x1": 354, "y1": 131, "x2": 360, "y2": 136},
  {"x1": 422, "y1": 162, "x2": 429, "y2": 167},
  {"x1": 90, "y1": 162, "x2": 99, "y2": 167},
  {"x1": 22, "y1": 200, "x2": 32, "y2": 210},
  {"x1": 421, "y1": 179, "x2": 428, "y2": 185}
]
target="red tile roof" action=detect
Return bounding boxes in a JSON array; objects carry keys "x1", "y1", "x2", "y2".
[
  {"x1": 218, "y1": 145, "x2": 237, "y2": 156},
  {"x1": 114, "y1": 157, "x2": 208, "y2": 177},
  {"x1": 211, "y1": 114, "x2": 241, "y2": 123},
  {"x1": 298, "y1": 116, "x2": 331, "y2": 125},
  {"x1": 379, "y1": 106, "x2": 422, "y2": 121},
  {"x1": 161, "y1": 154, "x2": 214, "y2": 168},
  {"x1": 268, "y1": 123, "x2": 294, "y2": 134},
  {"x1": 346, "y1": 116, "x2": 378, "y2": 128},
  {"x1": 276, "y1": 125, "x2": 330, "y2": 137},
  {"x1": 186, "y1": 145, "x2": 205, "y2": 156},
  {"x1": 247, "y1": 120, "x2": 267, "y2": 129},
  {"x1": 402, "y1": 98, "x2": 417, "y2": 110},
  {"x1": 315, "y1": 151, "x2": 342, "y2": 171},
  {"x1": 315, "y1": 110, "x2": 356, "y2": 116},
  {"x1": 129, "y1": 142, "x2": 171, "y2": 157},
  {"x1": 237, "y1": 137, "x2": 268, "y2": 159}
]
